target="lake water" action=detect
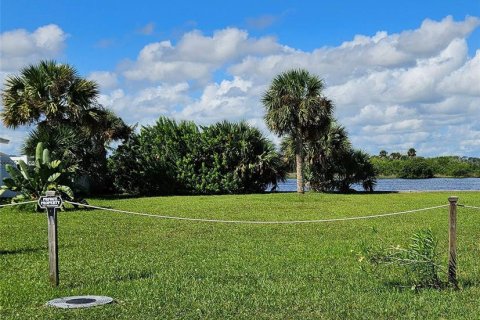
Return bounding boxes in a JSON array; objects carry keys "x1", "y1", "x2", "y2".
[{"x1": 276, "y1": 178, "x2": 480, "y2": 192}]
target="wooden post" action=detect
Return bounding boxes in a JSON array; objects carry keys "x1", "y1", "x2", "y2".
[
  {"x1": 47, "y1": 206, "x2": 59, "y2": 286},
  {"x1": 448, "y1": 196, "x2": 458, "y2": 288},
  {"x1": 39, "y1": 190, "x2": 62, "y2": 287}
]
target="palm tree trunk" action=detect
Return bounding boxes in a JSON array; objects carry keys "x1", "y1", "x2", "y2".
[{"x1": 295, "y1": 138, "x2": 304, "y2": 194}]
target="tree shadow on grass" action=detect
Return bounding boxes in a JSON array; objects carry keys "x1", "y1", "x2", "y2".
[
  {"x1": 380, "y1": 280, "x2": 469, "y2": 292},
  {"x1": 270, "y1": 190, "x2": 399, "y2": 194},
  {"x1": 458, "y1": 279, "x2": 480, "y2": 289},
  {"x1": 0, "y1": 246, "x2": 46, "y2": 255},
  {"x1": 113, "y1": 270, "x2": 156, "y2": 282}
]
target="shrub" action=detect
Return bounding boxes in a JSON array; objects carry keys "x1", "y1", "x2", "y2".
[
  {"x1": 0, "y1": 143, "x2": 76, "y2": 207},
  {"x1": 300, "y1": 123, "x2": 377, "y2": 192},
  {"x1": 109, "y1": 117, "x2": 286, "y2": 195},
  {"x1": 359, "y1": 229, "x2": 444, "y2": 289}
]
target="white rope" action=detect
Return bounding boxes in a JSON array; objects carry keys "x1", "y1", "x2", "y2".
[
  {"x1": 0, "y1": 200, "x2": 38, "y2": 208},
  {"x1": 64, "y1": 200, "x2": 448, "y2": 224},
  {"x1": 462, "y1": 205, "x2": 480, "y2": 210}
]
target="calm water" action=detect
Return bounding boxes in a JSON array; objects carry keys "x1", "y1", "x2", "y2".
[{"x1": 276, "y1": 178, "x2": 480, "y2": 192}]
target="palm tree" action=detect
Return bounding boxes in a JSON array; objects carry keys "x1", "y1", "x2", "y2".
[
  {"x1": 2, "y1": 60, "x2": 131, "y2": 193},
  {"x1": 407, "y1": 148, "x2": 417, "y2": 157},
  {"x1": 1, "y1": 60, "x2": 99, "y2": 128},
  {"x1": 262, "y1": 69, "x2": 333, "y2": 193}
]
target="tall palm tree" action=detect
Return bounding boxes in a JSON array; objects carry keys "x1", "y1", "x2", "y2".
[
  {"x1": 262, "y1": 69, "x2": 333, "y2": 193},
  {"x1": 2, "y1": 60, "x2": 131, "y2": 193}
]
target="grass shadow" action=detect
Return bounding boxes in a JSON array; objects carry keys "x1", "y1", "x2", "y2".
[
  {"x1": 0, "y1": 247, "x2": 46, "y2": 255},
  {"x1": 113, "y1": 270, "x2": 157, "y2": 282}
]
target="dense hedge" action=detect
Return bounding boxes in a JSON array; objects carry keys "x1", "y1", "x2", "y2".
[{"x1": 108, "y1": 117, "x2": 286, "y2": 195}]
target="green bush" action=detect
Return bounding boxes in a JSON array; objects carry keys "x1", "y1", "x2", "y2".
[
  {"x1": 108, "y1": 117, "x2": 286, "y2": 195},
  {"x1": 399, "y1": 159, "x2": 434, "y2": 179},
  {"x1": 299, "y1": 123, "x2": 377, "y2": 192},
  {"x1": 0, "y1": 142, "x2": 76, "y2": 206}
]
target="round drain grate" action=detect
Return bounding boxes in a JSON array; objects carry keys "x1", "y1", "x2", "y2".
[{"x1": 47, "y1": 296, "x2": 113, "y2": 309}]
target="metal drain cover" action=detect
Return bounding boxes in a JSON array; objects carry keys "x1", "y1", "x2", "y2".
[{"x1": 47, "y1": 295, "x2": 113, "y2": 309}]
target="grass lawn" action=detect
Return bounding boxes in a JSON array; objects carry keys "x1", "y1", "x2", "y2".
[{"x1": 1, "y1": 192, "x2": 479, "y2": 319}]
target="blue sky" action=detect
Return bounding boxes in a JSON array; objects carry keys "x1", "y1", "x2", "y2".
[{"x1": 1, "y1": 0, "x2": 480, "y2": 156}]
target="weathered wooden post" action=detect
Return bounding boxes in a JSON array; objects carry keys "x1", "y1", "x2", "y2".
[
  {"x1": 448, "y1": 196, "x2": 458, "y2": 288},
  {"x1": 38, "y1": 191, "x2": 63, "y2": 287}
]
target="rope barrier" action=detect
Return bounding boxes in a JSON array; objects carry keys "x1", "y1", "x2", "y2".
[
  {"x1": 462, "y1": 205, "x2": 480, "y2": 210},
  {"x1": 64, "y1": 200, "x2": 448, "y2": 224},
  {"x1": 0, "y1": 200, "x2": 38, "y2": 208}
]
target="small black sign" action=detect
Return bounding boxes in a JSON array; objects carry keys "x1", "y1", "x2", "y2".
[{"x1": 38, "y1": 196, "x2": 63, "y2": 209}]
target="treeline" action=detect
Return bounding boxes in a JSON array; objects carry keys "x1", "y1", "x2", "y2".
[
  {"x1": 1, "y1": 62, "x2": 378, "y2": 199},
  {"x1": 371, "y1": 150, "x2": 480, "y2": 178}
]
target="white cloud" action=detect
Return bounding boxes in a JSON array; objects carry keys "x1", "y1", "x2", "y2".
[
  {"x1": 98, "y1": 82, "x2": 191, "y2": 126},
  {"x1": 0, "y1": 24, "x2": 67, "y2": 72},
  {"x1": 115, "y1": 16, "x2": 480, "y2": 156},
  {"x1": 439, "y1": 49, "x2": 480, "y2": 96},
  {"x1": 177, "y1": 77, "x2": 257, "y2": 123},
  {"x1": 0, "y1": 126, "x2": 31, "y2": 155},
  {"x1": 1, "y1": 17, "x2": 479, "y2": 157},
  {"x1": 396, "y1": 16, "x2": 479, "y2": 56},
  {"x1": 122, "y1": 28, "x2": 286, "y2": 83},
  {"x1": 88, "y1": 71, "x2": 119, "y2": 90}
]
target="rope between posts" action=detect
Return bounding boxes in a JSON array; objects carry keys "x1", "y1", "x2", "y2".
[
  {"x1": 64, "y1": 200, "x2": 448, "y2": 224},
  {"x1": 462, "y1": 205, "x2": 480, "y2": 210},
  {"x1": 0, "y1": 200, "x2": 38, "y2": 208}
]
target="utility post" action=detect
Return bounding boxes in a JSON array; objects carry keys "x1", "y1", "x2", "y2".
[
  {"x1": 448, "y1": 196, "x2": 458, "y2": 289},
  {"x1": 38, "y1": 191, "x2": 63, "y2": 286}
]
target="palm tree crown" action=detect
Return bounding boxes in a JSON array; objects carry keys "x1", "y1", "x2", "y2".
[
  {"x1": 263, "y1": 69, "x2": 333, "y2": 138},
  {"x1": 1, "y1": 60, "x2": 99, "y2": 128},
  {"x1": 262, "y1": 69, "x2": 333, "y2": 193}
]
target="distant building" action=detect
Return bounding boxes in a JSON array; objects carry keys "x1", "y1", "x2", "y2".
[
  {"x1": 0, "y1": 138, "x2": 18, "y2": 198},
  {"x1": 0, "y1": 152, "x2": 17, "y2": 198}
]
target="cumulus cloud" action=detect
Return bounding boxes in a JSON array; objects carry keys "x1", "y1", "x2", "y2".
[
  {"x1": 118, "y1": 16, "x2": 480, "y2": 156},
  {"x1": 122, "y1": 28, "x2": 287, "y2": 83},
  {"x1": 2, "y1": 16, "x2": 480, "y2": 157},
  {"x1": 88, "y1": 71, "x2": 119, "y2": 89},
  {"x1": 438, "y1": 49, "x2": 480, "y2": 96},
  {"x1": 0, "y1": 24, "x2": 67, "y2": 72},
  {"x1": 177, "y1": 77, "x2": 258, "y2": 124},
  {"x1": 97, "y1": 82, "x2": 192, "y2": 125}
]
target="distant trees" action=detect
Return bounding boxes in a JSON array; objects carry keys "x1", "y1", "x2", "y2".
[
  {"x1": 399, "y1": 159, "x2": 434, "y2": 179},
  {"x1": 108, "y1": 117, "x2": 286, "y2": 195},
  {"x1": 263, "y1": 69, "x2": 333, "y2": 193},
  {"x1": 1, "y1": 60, "x2": 131, "y2": 193},
  {"x1": 407, "y1": 148, "x2": 417, "y2": 158},
  {"x1": 389, "y1": 152, "x2": 402, "y2": 160},
  {"x1": 371, "y1": 151, "x2": 480, "y2": 178}
]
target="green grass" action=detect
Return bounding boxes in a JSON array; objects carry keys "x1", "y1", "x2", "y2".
[{"x1": 1, "y1": 192, "x2": 479, "y2": 319}]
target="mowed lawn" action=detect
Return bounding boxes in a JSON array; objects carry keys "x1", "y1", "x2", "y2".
[{"x1": 1, "y1": 192, "x2": 479, "y2": 319}]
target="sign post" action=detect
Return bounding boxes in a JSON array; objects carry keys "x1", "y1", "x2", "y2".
[{"x1": 38, "y1": 191, "x2": 63, "y2": 287}]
